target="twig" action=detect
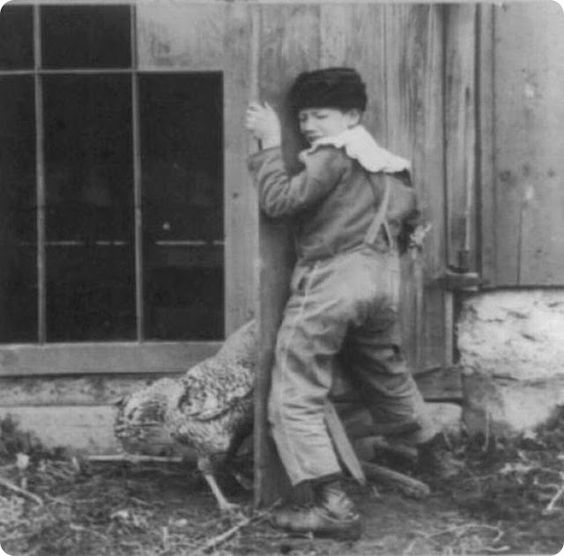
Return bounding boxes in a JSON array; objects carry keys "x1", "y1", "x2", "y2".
[
  {"x1": 128, "y1": 495, "x2": 152, "y2": 507},
  {"x1": 161, "y1": 525, "x2": 170, "y2": 552},
  {"x1": 191, "y1": 514, "x2": 255, "y2": 555},
  {"x1": 543, "y1": 483, "x2": 564, "y2": 515},
  {"x1": 428, "y1": 523, "x2": 503, "y2": 540},
  {"x1": 85, "y1": 454, "x2": 184, "y2": 464},
  {"x1": 483, "y1": 545, "x2": 511, "y2": 553},
  {"x1": 192, "y1": 502, "x2": 279, "y2": 555},
  {"x1": 69, "y1": 523, "x2": 109, "y2": 542},
  {"x1": 0, "y1": 475, "x2": 43, "y2": 507},
  {"x1": 402, "y1": 538, "x2": 418, "y2": 555},
  {"x1": 44, "y1": 494, "x2": 72, "y2": 505},
  {"x1": 483, "y1": 410, "x2": 491, "y2": 452}
]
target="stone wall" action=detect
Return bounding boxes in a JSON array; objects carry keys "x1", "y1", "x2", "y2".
[{"x1": 458, "y1": 290, "x2": 564, "y2": 436}]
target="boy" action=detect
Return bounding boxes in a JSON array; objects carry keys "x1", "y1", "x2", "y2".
[{"x1": 246, "y1": 68, "x2": 443, "y2": 540}]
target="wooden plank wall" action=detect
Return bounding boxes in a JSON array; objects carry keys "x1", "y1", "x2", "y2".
[
  {"x1": 482, "y1": 2, "x2": 564, "y2": 287},
  {"x1": 223, "y1": 3, "x2": 260, "y2": 332},
  {"x1": 477, "y1": 3, "x2": 496, "y2": 288},
  {"x1": 384, "y1": 5, "x2": 447, "y2": 371}
]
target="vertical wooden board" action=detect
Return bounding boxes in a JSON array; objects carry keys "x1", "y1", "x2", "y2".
[
  {"x1": 319, "y1": 4, "x2": 448, "y2": 371},
  {"x1": 255, "y1": 3, "x2": 321, "y2": 506},
  {"x1": 444, "y1": 5, "x2": 477, "y2": 272},
  {"x1": 477, "y1": 4, "x2": 496, "y2": 288},
  {"x1": 224, "y1": 3, "x2": 258, "y2": 334},
  {"x1": 494, "y1": 2, "x2": 564, "y2": 286},
  {"x1": 259, "y1": 3, "x2": 322, "y2": 169},
  {"x1": 384, "y1": 4, "x2": 445, "y2": 274},
  {"x1": 136, "y1": 3, "x2": 225, "y2": 70},
  {"x1": 384, "y1": 4, "x2": 448, "y2": 371},
  {"x1": 319, "y1": 4, "x2": 387, "y2": 140}
]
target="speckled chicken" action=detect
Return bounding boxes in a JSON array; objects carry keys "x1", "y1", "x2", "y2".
[{"x1": 114, "y1": 320, "x2": 257, "y2": 512}]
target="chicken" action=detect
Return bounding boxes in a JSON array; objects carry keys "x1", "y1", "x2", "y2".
[{"x1": 114, "y1": 320, "x2": 257, "y2": 512}]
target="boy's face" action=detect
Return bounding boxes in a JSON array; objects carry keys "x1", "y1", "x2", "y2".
[{"x1": 298, "y1": 107, "x2": 360, "y2": 144}]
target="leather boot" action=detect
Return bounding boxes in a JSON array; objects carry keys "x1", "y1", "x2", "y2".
[{"x1": 270, "y1": 481, "x2": 362, "y2": 540}]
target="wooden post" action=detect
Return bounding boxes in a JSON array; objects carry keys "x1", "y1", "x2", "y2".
[
  {"x1": 251, "y1": 5, "x2": 294, "y2": 508},
  {"x1": 477, "y1": 4, "x2": 496, "y2": 288},
  {"x1": 254, "y1": 213, "x2": 294, "y2": 507},
  {"x1": 251, "y1": 4, "x2": 322, "y2": 507},
  {"x1": 383, "y1": 4, "x2": 447, "y2": 372},
  {"x1": 444, "y1": 4, "x2": 478, "y2": 274}
]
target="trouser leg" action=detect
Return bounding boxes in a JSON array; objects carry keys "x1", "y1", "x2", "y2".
[
  {"x1": 268, "y1": 249, "x2": 435, "y2": 486},
  {"x1": 340, "y1": 326, "x2": 436, "y2": 445},
  {"x1": 268, "y1": 261, "x2": 353, "y2": 486},
  {"x1": 339, "y1": 250, "x2": 435, "y2": 444}
]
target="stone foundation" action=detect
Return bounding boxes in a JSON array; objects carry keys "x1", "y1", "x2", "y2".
[{"x1": 458, "y1": 289, "x2": 564, "y2": 435}]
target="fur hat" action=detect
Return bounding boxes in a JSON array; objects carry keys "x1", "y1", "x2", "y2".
[{"x1": 288, "y1": 67, "x2": 367, "y2": 113}]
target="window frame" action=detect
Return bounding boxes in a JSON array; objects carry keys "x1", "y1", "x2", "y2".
[{"x1": 0, "y1": 3, "x2": 227, "y2": 372}]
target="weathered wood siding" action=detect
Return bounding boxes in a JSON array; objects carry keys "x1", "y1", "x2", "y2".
[
  {"x1": 480, "y1": 1, "x2": 564, "y2": 287},
  {"x1": 445, "y1": 4, "x2": 477, "y2": 273}
]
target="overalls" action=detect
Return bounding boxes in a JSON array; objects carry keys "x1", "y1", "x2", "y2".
[{"x1": 268, "y1": 179, "x2": 434, "y2": 486}]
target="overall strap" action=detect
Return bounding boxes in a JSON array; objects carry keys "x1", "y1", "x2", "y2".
[{"x1": 364, "y1": 173, "x2": 392, "y2": 246}]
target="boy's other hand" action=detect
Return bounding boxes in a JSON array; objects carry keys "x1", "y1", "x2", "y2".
[{"x1": 245, "y1": 102, "x2": 282, "y2": 149}]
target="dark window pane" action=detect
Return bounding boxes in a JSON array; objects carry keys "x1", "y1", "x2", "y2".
[
  {"x1": 0, "y1": 76, "x2": 37, "y2": 342},
  {"x1": 44, "y1": 74, "x2": 133, "y2": 242},
  {"x1": 46, "y1": 246, "x2": 135, "y2": 342},
  {"x1": 140, "y1": 73, "x2": 224, "y2": 340},
  {"x1": 144, "y1": 248, "x2": 224, "y2": 341},
  {"x1": 0, "y1": 5, "x2": 34, "y2": 70},
  {"x1": 44, "y1": 74, "x2": 135, "y2": 341},
  {"x1": 41, "y1": 5, "x2": 131, "y2": 69}
]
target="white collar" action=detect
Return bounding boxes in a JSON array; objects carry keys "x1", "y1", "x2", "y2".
[{"x1": 300, "y1": 125, "x2": 411, "y2": 174}]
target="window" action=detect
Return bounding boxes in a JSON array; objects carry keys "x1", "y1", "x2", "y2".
[
  {"x1": 140, "y1": 74, "x2": 224, "y2": 340},
  {"x1": 0, "y1": 4, "x2": 224, "y2": 344}
]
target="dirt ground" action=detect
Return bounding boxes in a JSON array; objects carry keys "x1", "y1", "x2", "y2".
[{"x1": 1, "y1": 408, "x2": 563, "y2": 556}]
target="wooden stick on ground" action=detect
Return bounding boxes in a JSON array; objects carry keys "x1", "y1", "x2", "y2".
[
  {"x1": 543, "y1": 483, "x2": 564, "y2": 515},
  {"x1": 325, "y1": 401, "x2": 367, "y2": 486},
  {"x1": 361, "y1": 460, "x2": 430, "y2": 499},
  {"x1": 0, "y1": 475, "x2": 43, "y2": 506},
  {"x1": 192, "y1": 503, "x2": 278, "y2": 556},
  {"x1": 85, "y1": 454, "x2": 184, "y2": 464},
  {"x1": 192, "y1": 513, "x2": 255, "y2": 555}
]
